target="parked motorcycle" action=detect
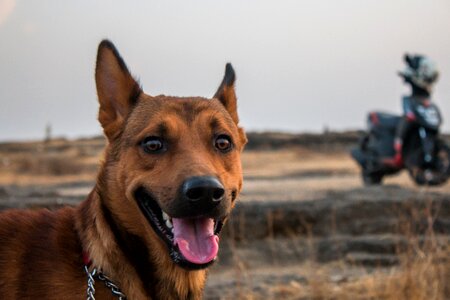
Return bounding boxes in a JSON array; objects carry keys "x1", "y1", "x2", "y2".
[{"x1": 351, "y1": 99, "x2": 450, "y2": 185}]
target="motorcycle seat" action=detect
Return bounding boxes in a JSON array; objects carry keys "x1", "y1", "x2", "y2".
[{"x1": 368, "y1": 112, "x2": 401, "y2": 130}]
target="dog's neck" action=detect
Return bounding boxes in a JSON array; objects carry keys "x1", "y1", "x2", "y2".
[{"x1": 75, "y1": 187, "x2": 207, "y2": 300}]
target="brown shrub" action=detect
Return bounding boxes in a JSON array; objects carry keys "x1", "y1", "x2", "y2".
[{"x1": 14, "y1": 154, "x2": 85, "y2": 176}]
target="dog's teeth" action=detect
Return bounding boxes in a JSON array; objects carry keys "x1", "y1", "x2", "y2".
[
  {"x1": 162, "y1": 212, "x2": 169, "y2": 221},
  {"x1": 166, "y1": 219, "x2": 173, "y2": 229}
]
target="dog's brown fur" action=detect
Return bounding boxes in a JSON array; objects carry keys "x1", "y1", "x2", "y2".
[{"x1": 0, "y1": 40, "x2": 246, "y2": 299}]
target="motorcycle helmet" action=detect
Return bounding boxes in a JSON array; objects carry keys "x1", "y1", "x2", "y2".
[{"x1": 398, "y1": 54, "x2": 439, "y2": 93}]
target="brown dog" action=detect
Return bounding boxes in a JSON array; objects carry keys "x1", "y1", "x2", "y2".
[{"x1": 0, "y1": 40, "x2": 246, "y2": 299}]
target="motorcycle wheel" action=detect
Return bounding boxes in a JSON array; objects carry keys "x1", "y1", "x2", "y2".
[
  {"x1": 358, "y1": 133, "x2": 384, "y2": 185},
  {"x1": 408, "y1": 139, "x2": 450, "y2": 186},
  {"x1": 362, "y1": 171, "x2": 383, "y2": 185}
]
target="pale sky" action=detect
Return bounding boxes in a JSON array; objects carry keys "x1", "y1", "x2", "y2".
[{"x1": 0, "y1": 0, "x2": 449, "y2": 141}]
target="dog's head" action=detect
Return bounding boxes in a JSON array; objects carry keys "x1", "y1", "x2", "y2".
[{"x1": 95, "y1": 40, "x2": 246, "y2": 270}]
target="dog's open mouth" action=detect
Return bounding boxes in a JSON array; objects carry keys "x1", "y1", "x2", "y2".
[{"x1": 135, "y1": 188, "x2": 224, "y2": 270}]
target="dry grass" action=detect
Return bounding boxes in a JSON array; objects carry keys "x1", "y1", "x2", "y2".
[
  {"x1": 227, "y1": 246, "x2": 449, "y2": 300},
  {"x1": 13, "y1": 154, "x2": 86, "y2": 175},
  {"x1": 0, "y1": 140, "x2": 449, "y2": 299},
  {"x1": 216, "y1": 195, "x2": 450, "y2": 300},
  {"x1": 0, "y1": 140, "x2": 99, "y2": 185},
  {"x1": 330, "y1": 246, "x2": 448, "y2": 300},
  {"x1": 215, "y1": 249, "x2": 449, "y2": 300}
]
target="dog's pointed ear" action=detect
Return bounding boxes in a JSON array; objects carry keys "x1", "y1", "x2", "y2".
[
  {"x1": 214, "y1": 63, "x2": 239, "y2": 124},
  {"x1": 95, "y1": 40, "x2": 142, "y2": 141}
]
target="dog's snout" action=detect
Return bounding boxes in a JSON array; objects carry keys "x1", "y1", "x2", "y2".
[{"x1": 182, "y1": 176, "x2": 225, "y2": 204}]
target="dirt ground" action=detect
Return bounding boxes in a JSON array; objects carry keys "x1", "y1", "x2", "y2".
[
  {"x1": 0, "y1": 134, "x2": 449, "y2": 299},
  {"x1": 210, "y1": 148, "x2": 450, "y2": 299}
]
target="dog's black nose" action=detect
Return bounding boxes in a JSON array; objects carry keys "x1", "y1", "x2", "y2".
[{"x1": 182, "y1": 176, "x2": 225, "y2": 204}]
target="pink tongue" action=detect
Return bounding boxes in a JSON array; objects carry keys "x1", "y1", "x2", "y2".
[{"x1": 172, "y1": 218, "x2": 219, "y2": 264}]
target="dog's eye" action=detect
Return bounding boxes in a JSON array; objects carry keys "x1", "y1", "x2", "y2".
[
  {"x1": 141, "y1": 137, "x2": 164, "y2": 153},
  {"x1": 214, "y1": 135, "x2": 233, "y2": 152}
]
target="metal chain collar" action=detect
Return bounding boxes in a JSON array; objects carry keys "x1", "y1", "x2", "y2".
[{"x1": 84, "y1": 265, "x2": 127, "y2": 300}]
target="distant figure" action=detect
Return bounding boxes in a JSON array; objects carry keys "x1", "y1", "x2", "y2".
[
  {"x1": 351, "y1": 54, "x2": 448, "y2": 185},
  {"x1": 385, "y1": 54, "x2": 439, "y2": 167},
  {"x1": 44, "y1": 122, "x2": 52, "y2": 143}
]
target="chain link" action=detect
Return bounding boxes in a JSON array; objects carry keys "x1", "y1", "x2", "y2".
[
  {"x1": 97, "y1": 273, "x2": 127, "y2": 299},
  {"x1": 84, "y1": 265, "x2": 127, "y2": 300},
  {"x1": 85, "y1": 266, "x2": 97, "y2": 300}
]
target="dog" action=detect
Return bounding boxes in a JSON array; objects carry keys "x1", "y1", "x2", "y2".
[{"x1": 0, "y1": 40, "x2": 246, "y2": 299}]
